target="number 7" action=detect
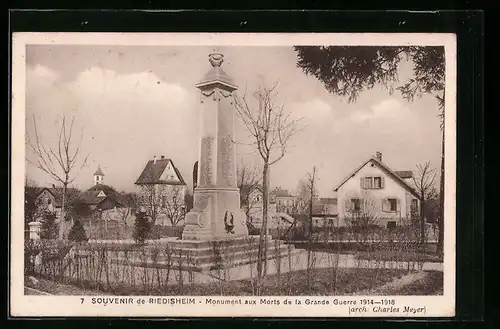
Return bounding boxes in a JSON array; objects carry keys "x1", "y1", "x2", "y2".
[{"x1": 81, "y1": 298, "x2": 84, "y2": 304}]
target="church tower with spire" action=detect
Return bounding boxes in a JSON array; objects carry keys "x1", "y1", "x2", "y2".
[{"x1": 94, "y1": 166, "x2": 104, "y2": 186}]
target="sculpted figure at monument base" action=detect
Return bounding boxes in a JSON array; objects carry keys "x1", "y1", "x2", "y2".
[{"x1": 182, "y1": 187, "x2": 249, "y2": 240}]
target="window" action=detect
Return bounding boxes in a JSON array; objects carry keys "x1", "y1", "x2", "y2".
[
  {"x1": 411, "y1": 199, "x2": 418, "y2": 211},
  {"x1": 387, "y1": 221, "x2": 397, "y2": 230},
  {"x1": 47, "y1": 199, "x2": 52, "y2": 205},
  {"x1": 388, "y1": 198, "x2": 398, "y2": 211},
  {"x1": 361, "y1": 176, "x2": 383, "y2": 189},
  {"x1": 351, "y1": 198, "x2": 361, "y2": 211}
]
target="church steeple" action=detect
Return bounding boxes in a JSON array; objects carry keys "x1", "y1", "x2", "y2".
[{"x1": 94, "y1": 166, "x2": 104, "y2": 185}]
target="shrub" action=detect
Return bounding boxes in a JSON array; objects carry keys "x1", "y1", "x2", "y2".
[
  {"x1": 68, "y1": 219, "x2": 88, "y2": 242},
  {"x1": 133, "y1": 211, "x2": 151, "y2": 245},
  {"x1": 41, "y1": 213, "x2": 58, "y2": 240}
]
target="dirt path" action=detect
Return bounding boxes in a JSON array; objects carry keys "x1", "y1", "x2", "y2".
[
  {"x1": 24, "y1": 286, "x2": 52, "y2": 295},
  {"x1": 356, "y1": 271, "x2": 427, "y2": 296}
]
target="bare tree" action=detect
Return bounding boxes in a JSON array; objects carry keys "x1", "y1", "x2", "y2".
[
  {"x1": 137, "y1": 185, "x2": 186, "y2": 228},
  {"x1": 26, "y1": 115, "x2": 90, "y2": 240},
  {"x1": 304, "y1": 167, "x2": 319, "y2": 292},
  {"x1": 236, "y1": 162, "x2": 262, "y2": 221},
  {"x1": 306, "y1": 167, "x2": 318, "y2": 240},
  {"x1": 161, "y1": 186, "x2": 187, "y2": 227},
  {"x1": 412, "y1": 162, "x2": 438, "y2": 245},
  {"x1": 344, "y1": 191, "x2": 379, "y2": 245},
  {"x1": 234, "y1": 81, "x2": 303, "y2": 288},
  {"x1": 237, "y1": 161, "x2": 261, "y2": 219},
  {"x1": 102, "y1": 205, "x2": 134, "y2": 239}
]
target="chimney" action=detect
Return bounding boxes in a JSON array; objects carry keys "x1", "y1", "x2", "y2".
[
  {"x1": 375, "y1": 151, "x2": 382, "y2": 162},
  {"x1": 153, "y1": 156, "x2": 157, "y2": 164},
  {"x1": 160, "y1": 155, "x2": 165, "y2": 160}
]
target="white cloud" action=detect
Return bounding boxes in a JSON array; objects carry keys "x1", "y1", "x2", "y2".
[
  {"x1": 292, "y1": 98, "x2": 333, "y2": 120},
  {"x1": 71, "y1": 68, "x2": 190, "y2": 107},
  {"x1": 31, "y1": 64, "x2": 60, "y2": 82},
  {"x1": 350, "y1": 98, "x2": 411, "y2": 122}
]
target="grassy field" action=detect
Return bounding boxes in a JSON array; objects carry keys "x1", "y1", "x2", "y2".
[
  {"x1": 392, "y1": 271, "x2": 443, "y2": 295},
  {"x1": 353, "y1": 250, "x2": 443, "y2": 263},
  {"x1": 25, "y1": 267, "x2": 430, "y2": 296}
]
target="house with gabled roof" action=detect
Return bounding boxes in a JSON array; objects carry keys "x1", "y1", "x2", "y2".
[
  {"x1": 135, "y1": 156, "x2": 186, "y2": 186},
  {"x1": 135, "y1": 156, "x2": 187, "y2": 226},
  {"x1": 34, "y1": 186, "x2": 81, "y2": 221},
  {"x1": 333, "y1": 151, "x2": 420, "y2": 229}
]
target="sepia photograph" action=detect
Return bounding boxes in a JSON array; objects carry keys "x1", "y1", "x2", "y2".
[{"x1": 11, "y1": 32, "x2": 456, "y2": 317}]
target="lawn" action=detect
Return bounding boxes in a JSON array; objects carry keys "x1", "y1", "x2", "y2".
[
  {"x1": 25, "y1": 276, "x2": 101, "y2": 295},
  {"x1": 354, "y1": 250, "x2": 443, "y2": 263},
  {"x1": 25, "y1": 267, "x2": 411, "y2": 296},
  {"x1": 391, "y1": 271, "x2": 443, "y2": 295}
]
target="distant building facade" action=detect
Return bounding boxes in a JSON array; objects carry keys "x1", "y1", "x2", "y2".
[
  {"x1": 334, "y1": 152, "x2": 420, "y2": 228},
  {"x1": 135, "y1": 156, "x2": 187, "y2": 226}
]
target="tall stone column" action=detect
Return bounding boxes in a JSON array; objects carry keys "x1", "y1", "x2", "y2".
[{"x1": 182, "y1": 50, "x2": 249, "y2": 240}]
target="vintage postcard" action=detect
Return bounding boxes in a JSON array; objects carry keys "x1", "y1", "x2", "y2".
[{"x1": 10, "y1": 32, "x2": 456, "y2": 318}]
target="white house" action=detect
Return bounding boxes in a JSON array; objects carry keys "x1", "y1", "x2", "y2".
[
  {"x1": 135, "y1": 156, "x2": 187, "y2": 226},
  {"x1": 334, "y1": 152, "x2": 420, "y2": 229},
  {"x1": 245, "y1": 185, "x2": 278, "y2": 227}
]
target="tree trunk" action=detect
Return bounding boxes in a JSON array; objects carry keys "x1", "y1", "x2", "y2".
[
  {"x1": 58, "y1": 183, "x2": 68, "y2": 240},
  {"x1": 263, "y1": 166, "x2": 270, "y2": 276},
  {"x1": 309, "y1": 193, "x2": 313, "y2": 241},
  {"x1": 420, "y1": 197, "x2": 425, "y2": 245},
  {"x1": 256, "y1": 163, "x2": 269, "y2": 288},
  {"x1": 437, "y1": 128, "x2": 445, "y2": 254}
]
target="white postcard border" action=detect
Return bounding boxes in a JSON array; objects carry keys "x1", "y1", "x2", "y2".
[{"x1": 10, "y1": 32, "x2": 457, "y2": 318}]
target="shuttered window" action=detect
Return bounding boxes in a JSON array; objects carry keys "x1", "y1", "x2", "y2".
[
  {"x1": 361, "y1": 176, "x2": 384, "y2": 189},
  {"x1": 383, "y1": 198, "x2": 400, "y2": 212}
]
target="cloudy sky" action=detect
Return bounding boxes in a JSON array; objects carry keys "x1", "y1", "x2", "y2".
[{"x1": 25, "y1": 45, "x2": 442, "y2": 196}]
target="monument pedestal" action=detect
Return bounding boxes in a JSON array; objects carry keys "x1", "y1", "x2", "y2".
[
  {"x1": 112, "y1": 236, "x2": 298, "y2": 273},
  {"x1": 182, "y1": 187, "x2": 248, "y2": 240}
]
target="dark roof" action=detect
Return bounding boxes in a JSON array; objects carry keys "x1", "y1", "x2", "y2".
[
  {"x1": 135, "y1": 158, "x2": 186, "y2": 185},
  {"x1": 333, "y1": 156, "x2": 419, "y2": 198},
  {"x1": 270, "y1": 188, "x2": 294, "y2": 198},
  {"x1": 113, "y1": 193, "x2": 137, "y2": 208},
  {"x1": 25, "y1": 186, "x2": 42, "y2": 199},
  {"x1": 78, "y1": 184, "x2": 117, "y2": 206},
  {"x1": 86, "y1": 184, "x2": 116, "y2": 195},
  {"x1": 395, "y1": 170, "x2": 413, "y2": 179},
  {"x1": 94, "y1": 166, "x2": 105, "y2": 176},
  {"x1": 241, "y1": 184, "x2": 263, "y2": 194},
  {"x1": 37, "y1": 187, "x2": 80, "y2": 207}
]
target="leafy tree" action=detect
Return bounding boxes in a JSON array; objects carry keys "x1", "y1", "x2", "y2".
[
  {"x1": 67, "y1": 219, "x2": 88, "y2": 242},
  {"x1": 133, "y1": 211, "x2": 151, "y2": 245},
  {"x1": 41, "y1": 212, "x2": 58, "y2": 240},
  {"x1": 294, "y1": 46, "x2": 445, "y2": 254}
]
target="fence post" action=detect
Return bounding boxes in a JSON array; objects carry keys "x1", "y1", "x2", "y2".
[{"x1": 28, "y1": 221, "x2": 42, "y2": 241}]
